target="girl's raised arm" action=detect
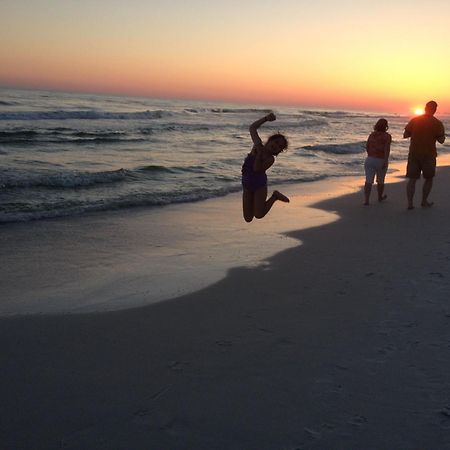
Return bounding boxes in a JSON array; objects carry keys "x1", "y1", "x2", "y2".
[{"x1": 249, "y1": 112, "x2": 276, "y2": 147}]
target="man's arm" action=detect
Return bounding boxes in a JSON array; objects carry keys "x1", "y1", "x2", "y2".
[
  {"x1": 403, "y1": 126, "x2": 411, "y2": 138},
  {"x1": 437, "y1": 122, "x2": 446, "y2": 144},
  {"x1": 403, "y1": 119, "x2": 413, "y2": 138},
  {"x1": 249, "y1": 112, "x2": 276, "y2": 147}
]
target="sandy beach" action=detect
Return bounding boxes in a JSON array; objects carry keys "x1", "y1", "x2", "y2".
[{"x1": 2, "y1": 160, "x2": 450, "y2": 449}]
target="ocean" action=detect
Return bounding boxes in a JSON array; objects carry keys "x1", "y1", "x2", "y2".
[{"x1": 1, "y1": 87, "x2": 449, "y2": 224}]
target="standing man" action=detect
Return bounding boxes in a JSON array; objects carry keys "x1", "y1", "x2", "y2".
[{"x1": 404, "y1": 100, "x2": 446, "y2": 209}]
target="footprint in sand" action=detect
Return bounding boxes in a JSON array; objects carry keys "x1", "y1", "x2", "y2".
[
  {"x1": 403, "y1": 321, "x2": 419, "y2": 328},
  {"x1": 430, "y1": 271, "x2": 445, "y2": 278},
  {"x1": 439, "y1": 406, "x2": 450, "y2": 428},
  {"x1": 257, "y1": 327, "x2": 274, "y2": 334},
  {"x1": 167, "y1": 360, "x2": 189, "y2": 371},
  {"x1": 303, "y1": 427, "x2": 322, "y2": 439},
  {"x1": 275, "y1": 337, "x2": 295, "y2": 346},
  {"x1": 348, "y1": 415, "x2": 368, "y2": 427},
  {"x1": 132, "y1": 386, "x2": 172, "y2": 424},
  {"x1": 378, "y1": 345, "x2": 394, "y2": 355},
  {"x1": 215, "y1": 340, "x2": 233, "y2": 346},
  {"x1": 292, "y1": 421, "x2": 337, "y2": 449},
  {"x1": 312, "y1": 378, "x2": 344, "y2": 397},
  {"x1": 133, "y1": 409, "x2": 152, "y2": 425},
  {"x1": 370, "y1": 344, "x2": 396, "y2": 363},
  {"x1": 134, "y1": 408, "x2": 150, "y2": 417}
]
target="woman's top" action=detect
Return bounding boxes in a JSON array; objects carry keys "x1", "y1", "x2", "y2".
[{"x1": 366, "y1": 131, "x2": 391, "y2": 159}]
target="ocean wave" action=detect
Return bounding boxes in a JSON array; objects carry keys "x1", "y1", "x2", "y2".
[
  {"x1": 0, "y1": 164, "x2": 216, "y2": 191},
  {"x1": 302, "y1": 141, "x2": 365, "y2": 154},
  {"x1": 0, "y1": 168, "x2": 357, "y2": 223},
  {"x1": 0, "y1": 128, "x2": 146, "y2": 145},
  {"x1": 0, "y1": 101, "x2": 16, "y2": 106},
  {"x1": 294, "y1": 118, "x2": 329, "y2": 127},
  {"x1": 0, "y1": 128, "x2": 128, "y2": 139},
  {"x1": 0, "y1": 130, "x2": 39, "y2": 139},
  {"x1": 270, "y1": 173, "x2": 329, "y2": 184},
  {"x1": 73, "y1": 131, "x2": 127, "y2": 138},
  {"x1": 0, "y1": 168, "x2": 127, "y2": 189},
  {"x1": 139, "y1": 123, "x2": 231, "y2": 135},
  {"x1": 137, "y1": 164, "x2": 214, "y2": 176},
  {"x1": 138, "y1": 165, "x2": 177, "y2": 174},
  {"x1": 0, "y1": 110, "x2": 172, "y2": 121},
  {"x1": 158, "y1": 124, "x2": 212, "y2": 133},
  {"x1": 185, "y1": 107, "x2": 272, "y2": 114},
  {"x1": 300, "y1": 110, "x2": 375, "y2": 119},
  {"x1": 68, "y1": 137, "x2": 145, "y2": 145},
  {"x1": 0, "y1": 184, "x2": 243, "y2": 223},
  {"x1": 0, "y1": 163, "x2": 369, "y2": 224},
  {"x1": 66, "y1": 130, "x2": 142, "y2": 144},
  {"x1": 1, "y1": 137, "x2": 144, "y2": 145}
]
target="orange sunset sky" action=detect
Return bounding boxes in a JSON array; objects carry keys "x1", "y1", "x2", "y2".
[{"x1": 1, "y1": 0, "x2": 449, "y2": 113}]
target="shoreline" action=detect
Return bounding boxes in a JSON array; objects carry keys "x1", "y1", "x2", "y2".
[{"x1": 1, "y1": 155, "x2": 450, "y2": 316}]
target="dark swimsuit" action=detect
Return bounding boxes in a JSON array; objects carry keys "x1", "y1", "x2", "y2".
[{"x1": 241, "y1": 153, "x2": 267, "y2": 192}]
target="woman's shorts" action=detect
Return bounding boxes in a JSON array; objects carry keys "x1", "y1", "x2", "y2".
[{"x1": 364, "y1": 156, "x2": 387, "y2": 184}]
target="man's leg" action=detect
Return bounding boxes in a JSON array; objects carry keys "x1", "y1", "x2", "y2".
[
  {"x1": 422, "y1": 178, "x2": 434, "y2": 207},
  {"x1": 421, "y1": 157, "x2": 436, "y2": 207},
  {"x1": 406, "y1": 178, "x2": 416, "y2": 209},
  {"x1": 406, "y1": 156, "x2": 420, "y2": 210}
]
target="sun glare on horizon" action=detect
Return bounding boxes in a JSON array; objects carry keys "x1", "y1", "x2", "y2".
[{"x1": 414, "y1": 107, "x2": 425, "y2": 115}]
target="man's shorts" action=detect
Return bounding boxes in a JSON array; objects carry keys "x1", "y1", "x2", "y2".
[
  {"x1": 364, "y1": 156, "x2": 387, "y2": 184},
  {"x1": 406, "y1": 154, "x2": 436, "y2": 179}
]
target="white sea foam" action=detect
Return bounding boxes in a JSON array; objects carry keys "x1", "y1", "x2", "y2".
[{"x1": 0, "y1": 110, "x2": 172, "y2": 121}]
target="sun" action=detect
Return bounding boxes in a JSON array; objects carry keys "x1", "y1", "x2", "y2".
[{"x1": 414, "y1": 107, "x2": 424, "y2": 115}]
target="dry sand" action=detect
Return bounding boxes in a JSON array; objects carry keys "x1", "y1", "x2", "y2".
[{"x1": 2, "y1": 162, "x2": 450, "y2": 449}]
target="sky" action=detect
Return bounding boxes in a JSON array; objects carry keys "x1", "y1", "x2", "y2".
[{"x1": 1, "y1": 0, "x2": 449, "y2": 113}]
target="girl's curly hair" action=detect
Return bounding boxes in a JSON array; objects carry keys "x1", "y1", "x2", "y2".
[{"x1": 267, "y1": 133, "x2": 288, "y2": 152}]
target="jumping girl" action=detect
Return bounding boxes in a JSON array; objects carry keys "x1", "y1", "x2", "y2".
[{"x1": 241, "y1": 113, "x2": 289, "y2": 222}]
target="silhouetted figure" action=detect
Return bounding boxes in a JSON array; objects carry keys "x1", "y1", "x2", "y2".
[
  {"x1": 242, "y1": 113, "x2": 289, "y2": 222},
  {"x1": 404, "y1": 101, "x2": 446, "y2": 209},
  {"x1": 364, "y1": 118, "x2": 391, "y2": 205}
]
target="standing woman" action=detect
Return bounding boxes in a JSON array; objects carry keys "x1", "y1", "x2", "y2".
[
  {"x1": 242, "y1": 112, "x2": 289, "y2": 222},
  {"x1": 364, "y1": 118, "x2": 391, "y2": 205}
]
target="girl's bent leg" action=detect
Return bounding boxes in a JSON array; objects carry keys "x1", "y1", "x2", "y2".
[
  {"x1": 242, "y1": 189, "x2": 255, "y2": 222},
  {"x1": 272, "y1": 190, "x2": 289, "y2": 203},
  {"x1": 253, "y1": 187, "x2": 289, "y2": 219}
]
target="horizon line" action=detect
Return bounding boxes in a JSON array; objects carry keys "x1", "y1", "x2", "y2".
[{"x1": 1, "y1": 83, "x2": 447, "y2": 117}]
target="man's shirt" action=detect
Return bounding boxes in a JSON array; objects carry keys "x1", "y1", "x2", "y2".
[{"x1": 405, "y1": 115, "x2": 445, "y2": 157}]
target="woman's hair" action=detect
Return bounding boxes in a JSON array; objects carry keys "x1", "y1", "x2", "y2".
[
  {"x1": 267, "y1": 133, "x2": 288, "y2": 152},
  {"x1": 374, "y1": 118, "x2": 388, "y2": 132}
]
